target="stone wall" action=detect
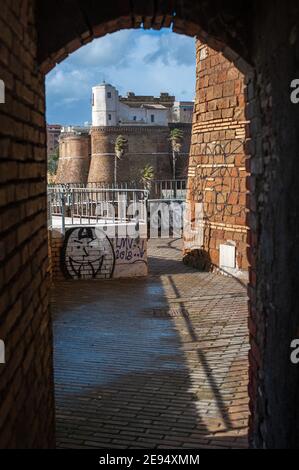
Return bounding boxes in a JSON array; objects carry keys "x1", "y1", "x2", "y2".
[
  {"x1": 0, "y1": 0, "x2": 55, "y2": 448},
  {"x1": 89, "y1": 125, "x2": 191, "y2": 184},
  {"x1": 56, "y1": 132, "x2": 91, "y2": 184},
  {"x1": 184, "y1": 41, "x2": 248, "y2": 274}
]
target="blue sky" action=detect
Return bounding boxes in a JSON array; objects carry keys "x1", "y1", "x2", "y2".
[{"x1": 46, "y1": 29, "x2": 196, "y2": 125}]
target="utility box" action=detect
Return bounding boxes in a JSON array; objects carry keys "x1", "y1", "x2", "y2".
[{"x1": 219, "y1": 244, "x2": 236, "y2": 269}]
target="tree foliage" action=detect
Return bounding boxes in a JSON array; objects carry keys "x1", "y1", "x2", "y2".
[
  {"x1": 169, "y1": 128, "x2": 184, "y2": 153},
  {"x1": 48, "y1": 147, "x2": 59, "y2": 175},
  {"x1": 115, "y1": 135, "x2": 128, "y2": 159}
]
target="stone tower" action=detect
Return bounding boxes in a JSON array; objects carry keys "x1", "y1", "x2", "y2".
[
  {"x1": 88, "y1": 83, "x2": 180, "y2": 184},
  {"x1": 56, "y1": 128, "x2": 91, "y2": 184},
  {"x1": 89, "y1": 127, "x2": 118, "y2": 184},
  {"x1": 92, "y1": 82, "x2": 119, "y2": 127},
  {"x1": 89, "y1": 83, "x2": 119, "y2": 183}
]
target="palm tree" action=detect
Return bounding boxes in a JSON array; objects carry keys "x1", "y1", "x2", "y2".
[
  {"x1": 169, "y1": 128, "x2": 184, "y2": 181},
  {"x1": 169, "y1": 128, "x2": 184, "y2": 198},
  {"x1": 114, "y1": 135, "x2": 128, "y2": 185},
  {"x1": 140, "y1": 164, "x2": 155, "y2": 192}
]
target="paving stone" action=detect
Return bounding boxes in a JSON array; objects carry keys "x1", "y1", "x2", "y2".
[{"x1": 52, "y1": 238, "x2": 249, "y2": 449}]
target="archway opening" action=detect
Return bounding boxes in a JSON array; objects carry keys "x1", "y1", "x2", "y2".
[
  {"x1": 45, "y1": 25, "x2": 252, "y2": 450},
  {"x1": 3, "y1": 0, "x2": 299, "y2": 451}
]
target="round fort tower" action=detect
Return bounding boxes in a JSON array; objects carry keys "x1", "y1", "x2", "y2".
[
  {"x1": 88, "y1": 83, "x2": 119, "y2": 184},
  {"x1": 56, "y1": 127, "x2": 91, "y2": 184},
  {"x1": 88, "y1": 83, "x2": 174, "y2": 184}
]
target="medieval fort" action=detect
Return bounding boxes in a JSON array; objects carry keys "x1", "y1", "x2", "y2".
[{"x1": 50, "y1": 82, "x2": 194, "y2": 184}]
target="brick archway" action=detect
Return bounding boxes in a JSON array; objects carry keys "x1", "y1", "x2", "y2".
[
  {"x1": 37, "y1": 0, "x2": 253, "y2": 76},
  {"x1": 1, "y1": 0, "x2": 299, "y2": 449}
]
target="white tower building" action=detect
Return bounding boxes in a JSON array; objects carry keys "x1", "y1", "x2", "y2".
[{"x1": 92, "y1": 82, "x2": 119, "y2": 127}]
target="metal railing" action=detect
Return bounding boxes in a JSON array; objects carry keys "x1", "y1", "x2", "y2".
[
  {"x1": 48, "y1": 187, "x2": 149, "y2": 232},
  {"x1": 149, "y1": 179, "x2": 187, "y2": 201},
  {"x1": 48, "y1": 179, "x2": 188, "y2": 201},
  {"x1": 48, "y1": 182, "x2": 134, "y2": 190}
]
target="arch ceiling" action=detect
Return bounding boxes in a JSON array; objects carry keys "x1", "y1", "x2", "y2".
[{"x1": 36, "y1": 0, "x2": 254, "y2": 73}]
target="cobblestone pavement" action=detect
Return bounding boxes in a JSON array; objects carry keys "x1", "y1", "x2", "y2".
[{"x1": 52, "y1": 238, "x2": 249, "y2": 449}]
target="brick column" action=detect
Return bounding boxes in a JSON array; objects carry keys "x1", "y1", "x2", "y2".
[{"x1": 184, "y1": 41, "x2": 249, "y2": 275}]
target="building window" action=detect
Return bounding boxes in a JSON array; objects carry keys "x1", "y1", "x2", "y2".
[
  {"x1": 133, "y1": 116, "x2": 137, "y2": 121},
  {"x1": 107, "y1": 92, "x2": 112, "y2": 98},
  {"x1": 151, "y1": 114, "x2": 155, "y2": 123},
  {"x1": 108, "y1": 114, "x2": 112, "y2": 121}
]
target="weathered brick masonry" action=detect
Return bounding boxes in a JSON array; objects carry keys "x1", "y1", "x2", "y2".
[
  {"x1": 1, "y1": 0, "x2": 299, "y2": 449},
  {"x1": 245, "y1": 3, "x2": 299, "y2": 449},
  {"x1": 56, "y1": 132, "x2": 91, "y2": 184},
  {"x1": 89, "y1": 126, "x2": 172, "y2": 184},
  {"x1": 0, "y1": 0, "x2": 55, "y2": 448},
  {"x1": 49, "y1": 230, "x2": 64, "y2": 281},
  {"x1": 89, "y1": 125, "x2": 190, "y2": 184},
  {"x1": 35, "y1": 0, "x2": 299, "y2": 448},
  {"x1": 184, "y1": 41, "x2": 249, "y2": 273},
  {"x1": 56, "y1": 124, "x2": 191, "y2": 185}
]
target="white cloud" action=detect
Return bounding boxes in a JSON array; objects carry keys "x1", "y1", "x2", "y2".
[
  {"x1": 67, "y1": 30, "x2": 139, "y2": 68},
  {"x1": 46, "y1": 29, "x2": 196, "y2": 125},
  {"x1": 144, "y1": 33, "x2": 196, "y2": 66}
]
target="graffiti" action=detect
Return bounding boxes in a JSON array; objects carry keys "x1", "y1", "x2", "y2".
[
  {"x1": 190, "y1": 139, "x2": 246, "y2": 219},
  {"x1": 115, "y1": 238, "x2": 147, "y2": 264},
  {"x1": 61, "y1": 227, "x2": 115, "y2": 280},
  {"x1": 60, "y1": 227, "x2": 148, "y2": 280}
]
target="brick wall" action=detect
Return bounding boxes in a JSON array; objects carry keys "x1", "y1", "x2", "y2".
[
  {"x1": 49, "y1": 230, "x2": 64, "y2": 280},
  {"x1": 246, "y1": 2, "x2": 299, "y2": 449},
  {"x1": 184, "y1": 41, "x2": 249, "y2": 274},
  {"x1": 0, "y1": 0, "x2": 55, "y2": 448}
]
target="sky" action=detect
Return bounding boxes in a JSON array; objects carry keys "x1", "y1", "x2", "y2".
[{"x1": 46, "y1": 29, "x2": 196, "y2": 126}]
